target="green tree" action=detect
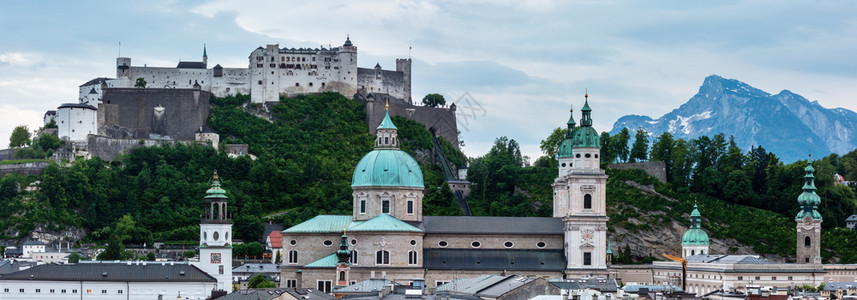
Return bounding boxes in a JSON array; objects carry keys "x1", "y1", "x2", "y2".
[
  {"x1": 9, "y1": 125, "x2": 31, "y2": 147},
  {"x1": 649, "y1": 132, "x2": 675, "y2": 182},
  {"x1": 134, "y1": 77, "x2": 147, "y2": 88},
  {"x1": 67, "y1": 251, "x2": 81, "y2": 263},
  {"x1": 539, "y1": 127, "x2": 568, "y2": 160},
  {"x1": 35, "y1": 133, "x2": 62, "y2": 152},
  {"x1": 275, "y1": 250, "x2": 282, "y2": 264},
  {"x1": 248, "y1": 273, "x2": 277, "y2": 289},
  {"x1": 98, "y1": 234, "x2": 126, "y2": 261},
  {"x1": 421, "y1": 93, "x2": 446, "y2": 107},
  {"x1": 600, "y1": 132, "x2": 616, "y2": 164},
  {"x1": 629, "y1": 128, "x2": 649, "y2": 163},
  {"x1": 611, "y1": 128, "x2": 631, "y2": 163},
  {"x1": 146, "y1": 252, "x2": 156, "y2": 261},
  {"x1": 184, "y1": 250, "x2": 197, "y2": 259}
]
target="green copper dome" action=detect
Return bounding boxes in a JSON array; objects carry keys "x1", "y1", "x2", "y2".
[
  {"x1": 795, "y1": 162, "x2": 823, "y2": 221},
  {"x1": 571, "y1": 96, "x2": 600, "y2": 148},
  {"x1": 352, "y1": 149, "x2": 424, "y2": 188},
  {"x1": 682, "y1": 204, "x2": 709, "y2": 245},
  {"x1": 205, "y1": 171, "x2": 228, "y2": 200},
  {"x1": 377, "y1": 109, "x2": 397, "y2": 130}
]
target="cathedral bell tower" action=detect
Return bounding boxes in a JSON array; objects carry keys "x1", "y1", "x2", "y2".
[
  {"x1": 199, "y1": 171, "x2": 233, "y2": 291},
  {"x1": 795, "y1": 162, "x2": 822, "y2": 264},
  {"x1": 335, "y1": 229, "x2": 352, "y2": 287},
  {"x1": 552, "y1": 92, "x2": 609, "y2": 276}
]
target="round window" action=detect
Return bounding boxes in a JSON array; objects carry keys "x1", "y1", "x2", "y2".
[
  {"x1": 351, "y1": 239, "x2": 357, "y2": 246},
  {"x1": 213, "y1": 231, "x2": 219, "y2": 241},
  {"x1": 323, "y1": 240, "x2": 333, "y2": 247},
  {"x1": 290, "y1": 240, "x2": 297, "y2": 246},
  {"x1": 576, "y1": 154, "x2": 581, "y2": 158},
  {"x1": 410, "y1": 240, "x2": 417, "y2": 246},
  {"x1": 537, "y1": 241, "x2": 546, "y2": 248},
  {"x1": 561, "y1": 163, "x2": 566, "y2": 167},
  {"x1": 504, "y1": 241, "x2": 514, "y2": 248},
  {"x1": 594, "y1": 154, "x2": 599, "y2": 158},
  {"x1": 438, "y1": 241, "x2": 448, "y2": 247},
  {"x1": 471, "y1": 241, "x2": 481, "y2": 248},
  {"x1": 585, "y1": 153, "x2": 591, "y2": 158}
]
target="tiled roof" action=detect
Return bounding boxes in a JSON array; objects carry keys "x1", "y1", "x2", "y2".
[
  {"x1": 436, "y1": 275, "x2": 508, "y2": 294},
  {"x1": 424, "y1": 249, "x2": 565, "y2": 271},
  {"x1": 304, "y1": 254, "x2": 338, "y2": 268},
  {"x1": 23, "y1": 241, "x2": 46, "y2": 246},
  {"x1": 176, "y1": 61, "x2": 206, "y2": 69},
  {"x1": 220, "y1": 288, "x2": 335, "y2": 300},
  {"x1": 551, "y1": 278, "x2": 620, "y2": 292},
  {"x1": 0, "y1": 262, "x2": 216, "y2": 282},
  {"x1": 232, "y1": 263, "x2": 280, "y2": 274},
  {"x1": 0, "y1": 260, "x2": 37, "y2": 275},
  {"x1": 262, "y1": 223, "x2": 284, "y2": 242},
  {"x1": 685, "y1": 254, "x2": 770, "y2": 264},
  {"x1": 283, "y1": 215, "x2": 422, "y2": 234},
  {"x1": 58, "y1": 103, "x2": 97, "y2": 110},
  {"x1": 476, "y1": 276, "x2": 540, "y2": 298},
  {"x1": 823, "y1": 282, "x2": 857, "y2": 291},
  {"x1": 284, "y1": 215, "x2": 352, "y2": 233},
  {"x1": 348, "y1": 214, "x2": 422, "y2": 233},
  {"x1": 422, "y1": 216, "x2": 563, "y2": 235},
  {"x1": 80, "y1": 77, "x2": 111, "y2": 87},
  {"x1": 268, "y1": 231, "x2": 283, "y2": 248},
  {"x1": 335, "y1": 278, "x2": 401, "y2": 294}
]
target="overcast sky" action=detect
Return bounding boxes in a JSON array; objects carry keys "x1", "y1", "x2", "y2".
[{"x1": 1, "y1": 1, "x2": 855, "y2": 160}]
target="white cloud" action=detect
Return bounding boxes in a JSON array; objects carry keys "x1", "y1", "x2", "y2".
[{"x1": 0, "y1": 52, "x2": 40, "y2": 67}]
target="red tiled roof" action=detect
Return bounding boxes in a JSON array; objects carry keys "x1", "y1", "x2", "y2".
[{"x1": 268, "y1": 231, "x2": 283, "y2": 248}]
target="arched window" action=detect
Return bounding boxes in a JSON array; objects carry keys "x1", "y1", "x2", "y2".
[
  {"x1": 350, "y1": 250, "x2": 358, "y2": 264},
  {"x1": 339, "y1": 271, "x2": 346, "y2": 281},
  {"x1": 375, "y1": 250, "x2": 390, "y2": 265},
  {"x1": 288, "y1": 250, "x2": 298, "y2": 264},
  {"x1": 691, "y1": 250, "x2": 695, "y2": 256},
  {"x1": 408, "y1": 250, "x2": 418, "y2": 265},
  {"x1": 360, "y1": 200, "x2": 366, "y2": 214},
  {"x1": 584, "y1": 194, "x2": 592, "y2": 209},
  {"x1": 805, "y1": 236, "x2": 811, "y2": 247}
]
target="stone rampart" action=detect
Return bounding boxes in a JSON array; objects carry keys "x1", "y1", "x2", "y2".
[
  {"x1": 0, "y1": 162, "x2": 50, "y2": 176},
  {"x1": 99, "y1": 88, "x2": 211, "y2": 141},
  {"x1": 608, "y1": 161, "x2": 667, "y2": 183},
  {"x1": 362, "y1": 95, "x2": 458, "y2": 149},
  {"x1": 87, "y1": 135, "x2": 191, "y2": 161}
]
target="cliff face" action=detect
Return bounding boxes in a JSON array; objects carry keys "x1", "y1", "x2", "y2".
[{"x1": 611, "y1": 75, "x2": 857, "y2": 162}]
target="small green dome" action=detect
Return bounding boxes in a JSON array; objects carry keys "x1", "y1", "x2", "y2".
[
  {"x1": 682, "y1": 228, "x2": 709, "y2": 245},
  {"x1": 352, "y1": 149, "x2": 424, "y2": 188},
  {"x1": 558, "y1": 138, "x2": 574, "y2": 158},
  {"x1": 205, "y1": 172, "x2": 228, "y2": 200},
  {"x1": 796, "y1": 162, "x2": 822, "y2": 221},
  {"x1": 571, "y1": 126, "x2": 600, "y2": 148},
  {"x1": 377, "y1": 108, "x2": 397, "y2": 130}
]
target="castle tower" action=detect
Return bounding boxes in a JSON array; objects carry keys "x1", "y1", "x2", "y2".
[
  {"x1": 681, "y1": 204, "x2": 710, "y2": 258},
  {"x1": 198, "y1": 171, "x2": 233, "y2": 291},
  {"x1": 116, "y1": 57, "x2": 131, "y2": 79},
  {"x1": 795, "y1": 162, "x2": 822, "y2": 264},
  {"x1": 396, "y1": 58, "x2": 412, "y2": 104},
  {"x1": 335, "y1": 231, "x2": 352, "y2": 287},
  {"x1": 351, "y1": 101, "x2": 425, "y2": 222},
  {"x1": 555, "y1": 92, "x2": 609, "y2": 275},
  {"x1": 338, "y1": 35, "x2": 358, "y2": 96}
]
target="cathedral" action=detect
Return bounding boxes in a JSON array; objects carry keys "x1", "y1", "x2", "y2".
[{"x1": 277, "y1": 95, "x2": 609, "y2": 292}]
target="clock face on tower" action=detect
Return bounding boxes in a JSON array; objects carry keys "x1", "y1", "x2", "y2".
[
  {"x1": 211, "y1": 252, "x2": 221, "y2": 264},
  {"x1": 581, "y1": 229, "x2": 594, "y2": 242},
  {"x1": 804, "y1": 217, "x2": 812, "y2": 226}
]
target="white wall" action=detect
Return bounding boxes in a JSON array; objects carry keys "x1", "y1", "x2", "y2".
[
  {"x1": 56, "y1": 106, "x2": 97, "y2": 142},
  {"x1": 0, "y1": 280, "x2": 215, "y2": 300}
]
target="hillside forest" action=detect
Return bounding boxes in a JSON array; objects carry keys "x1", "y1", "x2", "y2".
[{"x1": 1, "y1": 92, "x2": 856, "y2": 263}]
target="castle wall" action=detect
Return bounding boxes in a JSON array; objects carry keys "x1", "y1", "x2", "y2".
[
  {"x1": 98, "y1": 88, "x2": 211, "y2": 141},
  {"x1": 0, "y1": 162, "x2": 50, "y2": 176},
  {"x1": 365, "y1": 99, "x2": 459, "y2": 149},
  {"x1": 86, "y1": 135, "x2": 190, "y2": 161},
  {"x1": 56, "y1": 104, "x2": 97, "y2": 142},
  {"x1": 249, "y1": 44, "x2": 359, "y2": 103},
  {"x1": 357, "y1": 68, "x2": 407, "y2": 100},
  {"x1": 607, "y1": 161, "x2": 667, "y2": 183}
]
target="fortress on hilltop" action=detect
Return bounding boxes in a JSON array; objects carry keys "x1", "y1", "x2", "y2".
[{"x1": 79, "y1": 36, "x2": 411, "y2": 105}]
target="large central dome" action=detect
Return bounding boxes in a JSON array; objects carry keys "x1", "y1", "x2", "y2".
[{"x1": 351, "y1": 149, "x2": 424, "y2": 188}]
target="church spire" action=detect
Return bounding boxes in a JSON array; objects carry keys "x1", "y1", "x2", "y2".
[
  {"x1": 203, "y1": 44, "x2": 208, "y2": 67},
  {"x1": 795, "y1": 161, "x2": 822, "y2": 221},
  {"x1": 375, "y1": 100, "x2": 399, "y2": 149},
  {"x1": 566, "y1": 105, "x2": 576, "y2": 138}
]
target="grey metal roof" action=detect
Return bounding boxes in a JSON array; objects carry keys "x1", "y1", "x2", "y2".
[
  {"x1": 437, "y1": 275, "x2": 508, "y2": 294},
  {"x1": 475, "y1": 276, "x2": 539, "y2": 298},
  {"x1": 551, "y1": 278, "x2": 619, "y2": 293},
  {"x1": 846, "y1": 215, "x2": 857, "y2": 221},
  {"x1": 685, "y1": 254, "x2": 770, "y2": 264},
  {"x1": 824, "y1": 282, "x2": 857, "y2": 291},
  {"x1": 220, "y1": 288, "x2": 336, "y2": 300},
  {"x1": 0, "y1": 262, "x2": 216, "y2": 282},
  {"x1": 0, "y1": 260, "x2": 37, "y2": 275},
  {"x1": 58, "y1": 103, "x2": 97, "y2": 110},
  {"x1": 262, "y1": 223, "x2": 284, "y2": 242},
  {"x1": 80, "y1": 77, "x2": 111, "y2": 87},
  {"x1": 335, "y1": 278, "x2": 401, "y2": 294},
  {"x1": 23, "y1": 241, "x2": 46, "y2": 246},
  {"x1": 421, "y1": 216, "x2": 563, "y2": 235},
  {"x1": 176, "y1": 61, "x2": 207, "y2": 69},
  {"x1": 233, "y1": 263, "x2": 280, "y2": 274},
  {"x1": 424, "y1": 249, "x2": 564, "y2": 271}
]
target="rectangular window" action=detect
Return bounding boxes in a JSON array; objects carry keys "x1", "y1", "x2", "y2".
[
  {"x1": 19, "y1": 289, "x2": 24, "y2": 293},
  {"x1": 286, "y1": 279, "x2": 297, "y2": 288},
  {"x1": 73, "y1": 289, "x2": 78, "y2": 294},
  {"x1": 118, "y1": 290, "x2": 124, "y2": 294},
  {"x1": 219, "y1": 265, "x2": 224, "y2": 274},
  {"x1": 408, "y1": 250, "x2": 418, "y2": 265},
  {"x1": 407, "y1": 200, "x2": 414, "y2": 214},
  {"x1": 87, "y1": 289, "x2": 92, "y2": 294},
  {"x1": 583, "y1": 252, "x2": 592, "y2": 266},
  {"x1": 61, "y1": 289, "x2": 66, "y2": 293},
  {"x1": 50, "y1": 289, "x2": 55, "y2": 293},
  {"x1": 738, "y1": 276, "x2": 743, "y2": 280},
  {"x1": 350, "y1": 250, "x2": 358, "y2": 265},
  {"x1": 376, "y1": 250, "x2": 390, "y2": 265},
  {"x1": 755, "y1": 276, "x2": 760, "y2": 280},
  {"x1": 360, "y1": 200, "x2": 366, "y2": 214},
  {"x1": 289, "y1": 250, "x2": 298, "y2": 264},
  {"x1": 382, "y1": 200, "x2": 390, "y2": 214},
  {"x1": 102, "y1": 290, "x2": 107, "y2": 294},
  {"x1": 788, "y1": 276, "x2": 793, "y2": 280},
  {"x1": 36, "y1": 289, "x2": 41, "y2": 293},
  {"x1": 317, "y1": 280, "x2": 332, "y2": 293}
]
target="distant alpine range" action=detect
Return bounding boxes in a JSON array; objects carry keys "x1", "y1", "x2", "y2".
[{"x1": 610, "y1": 75, "x2": 857, "y2": 162}]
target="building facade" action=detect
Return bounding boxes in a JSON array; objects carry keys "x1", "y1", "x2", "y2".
[{"x1": 55, "y1": 103, "x2": 97, "y2": 142}]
